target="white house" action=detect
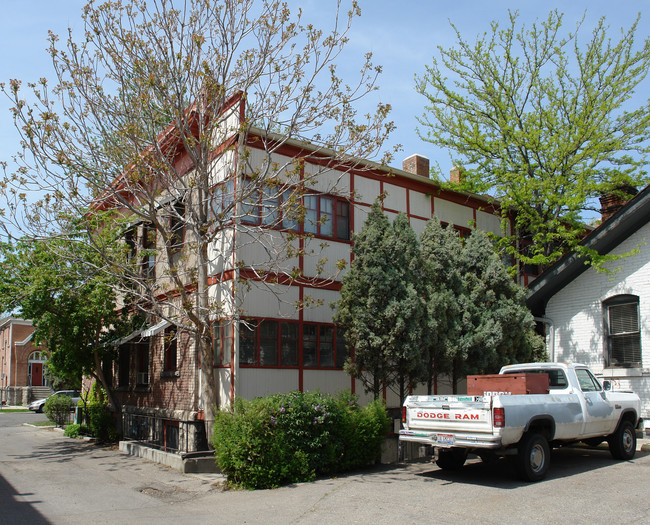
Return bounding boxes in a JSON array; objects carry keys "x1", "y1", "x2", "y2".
[{"x1": 527, "y1": 185, "x2": 650, "y2": 426}]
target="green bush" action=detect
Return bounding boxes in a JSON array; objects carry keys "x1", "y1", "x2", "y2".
[
  {"x1": 213, "y1": 391, "x2": 389, "y2": 489},
  {"x1": 44, "y1": 394, "x2": 74, "y2": 427},
  {"x1": 82, "y1": 382, "x2": 118, "y2": 443},
  {"x1": 64, "y1": 423, "x2": 93, "y2": 439}
]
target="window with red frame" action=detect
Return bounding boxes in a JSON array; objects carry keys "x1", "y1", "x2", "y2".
[
  {"x1": 238, "y1": 319, "x2": 346, "y2": 368},
  {"x1": 303, "y1": 323, "x2": 347, "y2": 368},
  {"x1": 212, "y1": 320, "x2": 232, "y2": 366},
  {"x1": 241, "y1": 178, "x2": 350, "y2": 241}
]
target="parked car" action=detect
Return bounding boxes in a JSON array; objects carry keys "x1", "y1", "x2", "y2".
[{"x1": 29, "y1": 390, "x2": 81, "y2": 413}]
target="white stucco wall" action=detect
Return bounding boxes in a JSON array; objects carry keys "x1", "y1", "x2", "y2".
[{"x1": 545, "y1": 222, "x2": 650, "y2": 420}]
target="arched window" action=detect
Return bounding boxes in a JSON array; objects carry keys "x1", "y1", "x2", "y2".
[{"x1": 603, "y1": 295, "x2": 642, "y2": 368}]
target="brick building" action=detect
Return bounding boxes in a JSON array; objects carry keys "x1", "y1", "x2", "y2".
[{"x1": 0, "y1": 317, "x2": 51, "y2": 406}]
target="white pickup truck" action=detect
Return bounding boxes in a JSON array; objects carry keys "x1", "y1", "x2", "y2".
[{"x1": 399, "y1": 362, "x2": 643, "y2": 481}]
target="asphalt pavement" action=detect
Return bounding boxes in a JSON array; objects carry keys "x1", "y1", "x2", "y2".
[{"x1": 1, "y1": 409, "x2": 650, "y2": 524}]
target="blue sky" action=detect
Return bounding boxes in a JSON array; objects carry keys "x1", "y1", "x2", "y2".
[{"x1": 1, "y1": 0, "x2": 649, "y2": 179}]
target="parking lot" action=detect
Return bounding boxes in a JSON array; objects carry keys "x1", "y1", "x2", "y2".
[{"x1": 1, "y1": 411, "x2": 649, "y2": 524}]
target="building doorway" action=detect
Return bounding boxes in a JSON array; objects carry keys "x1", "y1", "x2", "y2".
[{"x1": 28, "y1": 351, "x2": 48, "y2": 387}]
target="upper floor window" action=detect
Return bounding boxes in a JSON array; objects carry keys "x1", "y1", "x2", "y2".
[
  {"x1": 168, "y1": 203, "x2": 185, "y2": 254},
  {"x1": 604, "y1": 295, "x2": 642, "y2": 368},
  {"x1": 240, "y1": 178, "x2": 350, "y2": 241},
  {"x1": 141, "y1": 223, "x2": 156, "y2": 280}
]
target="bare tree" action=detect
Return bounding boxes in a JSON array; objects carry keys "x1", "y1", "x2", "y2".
[{"x1": 1, "y1": 0, "x2": 394, "y2": 439}]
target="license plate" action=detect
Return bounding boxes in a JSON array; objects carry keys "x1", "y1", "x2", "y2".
[{"x1": 436, "y1": 433, "x2": 454, "y2": 445}]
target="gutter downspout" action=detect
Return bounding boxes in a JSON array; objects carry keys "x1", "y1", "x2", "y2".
[{"x1": 534, "y1": 316, "x2": 555, "y2": 362}]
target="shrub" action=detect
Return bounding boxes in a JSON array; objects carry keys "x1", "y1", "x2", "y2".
[
  {"x1": 213, "y1": 391, "x2": 389, "y2": 489},
  {"x1": 64, "y1": 423, "x2": 93, "y2": 439},
  {"x1": 44, "y1": 394, "x2": 74, "y2": 427},
  {"x1": 82, "y1": 382, "x2": 118, "y2": 443}
]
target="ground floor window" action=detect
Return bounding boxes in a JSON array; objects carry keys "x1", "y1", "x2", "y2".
[
  {"x1": 604, "y1": 295, "x2": 642, "y2": 367},
  {"x1": 237, "y1": 318, "x2": 347, "y2": 369}
]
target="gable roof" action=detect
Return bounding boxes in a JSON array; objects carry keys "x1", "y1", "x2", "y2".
[{"x1": 527, "y1": 183, "x2": 650, "y2": 316}]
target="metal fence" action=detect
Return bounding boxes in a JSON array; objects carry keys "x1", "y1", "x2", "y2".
[{"x1": 121, "y1": 412, "x2": 208, "y2": 454}]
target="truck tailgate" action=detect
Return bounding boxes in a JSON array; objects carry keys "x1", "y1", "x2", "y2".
[
  {"x1": 400, "y1": 395, "x2": 499, "y2": 448},
  {"x1": 405, "y1": 395, "x2": 492, "y2": 430}
]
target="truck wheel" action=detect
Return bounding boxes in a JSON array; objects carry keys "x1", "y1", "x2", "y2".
[
  {"x1": 607, "y1": 420, "x2": 636, "y2": 460},
  {"x1": 436, "y1": 448, "x2": 467, "y2": 470},
  {"x1": 517, "y1": 432, "x2": 550, "y2": 482}
]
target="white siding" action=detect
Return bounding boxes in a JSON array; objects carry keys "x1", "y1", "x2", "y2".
[
  {"x1": 354, "y1": 177, "x2": 381, "y2": 204},
  {"x1": 434, "y1": 198, "x2": 474, "y2": 228},
  {"x1": 302, "y1": 288, "x2": 339, "y2": 323},
  {"x1": 303, "y1": 370, "x2": 352, "y2": 396},
  {"x1": 301, "y1": 238, "x2": 349, "y2": 280},
  {"x1": 240, "y1": 282, "x2": 300, "y2": 319},
  {"x1": 545, "y1": 221, "x2": 650, "y2": 419},
  {"x1": 409, "y1": 189, "x2": 431, "y2": 218},
  {"x1": 239, "y1": 369, "x2": 299, "y2": 399},
  {"x1": 476, "y1": 209, "x2": 506, "y2": 237},
  {"x1": 383, "y1": 183, "x2": 407, "y2": 212}
]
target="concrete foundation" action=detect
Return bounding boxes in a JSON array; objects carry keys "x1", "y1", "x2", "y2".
[{"x1": 119, "y1": 441, "x2": 219, "y2": 474}]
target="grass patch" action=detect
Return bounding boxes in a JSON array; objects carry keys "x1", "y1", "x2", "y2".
[
  {"x1": 0, "y1": 408, "x2": 30, "y2": 413},
  {"x1": 31, "y1": 420, "x2": 56, "y2": 426}
]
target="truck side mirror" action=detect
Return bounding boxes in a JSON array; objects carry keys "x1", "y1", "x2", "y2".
[{"x1": 603, "y1": 380, "x2": 611, "y2": 391}]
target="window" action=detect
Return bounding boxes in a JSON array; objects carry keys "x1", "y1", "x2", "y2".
[
  {"x1": 135, "y1": 342, "x2": 149, "y2": 386},
  {"x1": 502, "y1": 368, "x2": 568, "y2": 389},
  {"x1": 239, "y1": 322, "x2": 257, "y2": 365},
  {"x1": 125, "y1": 227, "x2": 137, "y2": 262},
  {"x1": 212, "y1": 320, "x2": 232, "y2": 366},
  {"x1": 210, "y1": 179, "x2": 235, "y2": 224},
  {"x1": 163, "y1": 326, "x2": 177, "y2": 372},
  {"x1": 604, "y1": 295, "x2": 642, "y2": 367},
  {"x1": 141, "y1": 223, "x2": 156, "y2": 280},
  {"x1": 237, "y1": 319, "x2": 346, "y2": 368},
  {"x1": 168, "y1": 202, "x2": 185, "y2": 253},
  {"x1": 301, "y1": 323, "x2": 347, "y2": 369},
  {"x1": 304, "y1": 194, "x2": 350, "y2": 240},
  {"x1": 575, "y1": 368, "x2": 602, "y2": 392},
  {"x1": 118, "y1": 347, "x2": 130, "y2": 388},
  {"x1": 241, "y1": 178, "x2": 350, "y2": 240}
]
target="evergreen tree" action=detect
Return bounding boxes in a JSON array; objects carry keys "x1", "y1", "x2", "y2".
[
  {"x1": 334, "y1": 205, "x2": 426, "y2": 404},
  {"x1": 454, "y1": 229, "x2": 546, "y2": 391},
  {"x1": 382, "y1": 213, "x2": 427, "y2": 405},
  {"x1": 419, "y1": 218, "x2": 463, "y2": 394},
  {"x1": 334, "y1": 202, "x2": 392, "y2": 399}
]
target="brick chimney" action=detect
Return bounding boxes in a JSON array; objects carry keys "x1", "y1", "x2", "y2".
[
  {"x1": 402, "y1": 154, "x2": 430, "y2": 178},
  {"x1": 450, "y1": 166, "x2": 463, "y2": 184},
  {"x1": 599, "y1": 185, "x2": 638, "y2": 222}
]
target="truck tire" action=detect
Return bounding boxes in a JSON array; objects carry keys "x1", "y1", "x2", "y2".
[
  {"x1": 607, "y1": 420, "x2": 636, "y2": 460},
  {"x1": 517, "y1": 432, "x2": 550, "y2": 482},
  {"x1": 436, "y1": 448, "x2": 467, "y2": 470}
]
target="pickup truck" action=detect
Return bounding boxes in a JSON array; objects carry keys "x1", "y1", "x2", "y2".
[{"x1": 399, "y1": 362, "x2": 643, "y2": 481}]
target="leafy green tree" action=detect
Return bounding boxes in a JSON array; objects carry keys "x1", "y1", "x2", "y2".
[
  {"x1": 334, "y1": 204, "x2": 426, "y2": 404},
  {"x1": 419, "y1": 218, "x2": 463, "y2": 394},
  {"x1": 416, "y1": 10, "x2": 650, "y2": 269},
  {"x1": 0, "y1": 226, "x2": 141, "y2": 412},
  {"x1": 1, "y1": 0, "x2": 393, "y2": 439},
  {"x1": 453, "y1": 229, "x2": 546, "y2": 391}
]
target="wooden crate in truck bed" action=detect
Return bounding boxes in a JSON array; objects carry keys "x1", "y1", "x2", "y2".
[{"x1": 467, "y1": 373, "x2": 549, "y2": 396}]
